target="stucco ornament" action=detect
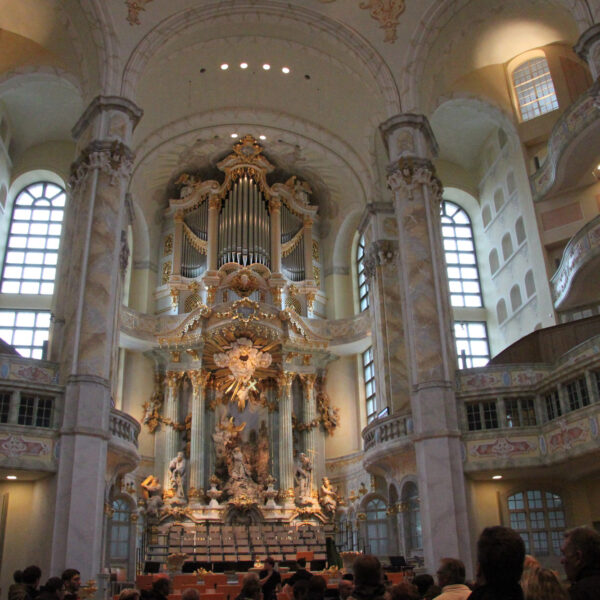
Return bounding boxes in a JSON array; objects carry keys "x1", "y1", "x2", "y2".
[{"x1": 213, "y1": 338, "x2": 273, "y2": 410}]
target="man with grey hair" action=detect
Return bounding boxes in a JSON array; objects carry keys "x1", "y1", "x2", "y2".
[
  {"x1": 560, "y1": 526, "x2": 600, "y2": 600},
  {"x1": 433, "y1": 558, "x2": 471, "y2": 600}
]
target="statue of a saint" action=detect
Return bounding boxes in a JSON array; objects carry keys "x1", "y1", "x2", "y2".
[
  {"x1": 168, "y1": 451, "x2": 187, "y2": 502},
  {"x1": 294, "y1": 452, "x2": 313, "y2": 502},
  {"x1": 230, "y1": 446, "x2": 251, "y2": 481},
  {"x1": 319, "y1": 477, "x2": 337, "y2": 513},
  {"x1": 141, "y1": 475, "x2": 163, "y2": 517}
]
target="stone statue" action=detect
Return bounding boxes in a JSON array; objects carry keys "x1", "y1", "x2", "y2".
[
  {"x1": 168, "y1": 451, "x2": 187, "y2": 503},
  {"x1": 141, "y1": 475, "x2": 163, "y2": 517},
  {"x1": 294, "y1": 452, "x2": 313, "y2": 503},
  {"x1": 320, "y1": 477, "x2": 337, "y2": 513},
  {"x1": 230, "y1": 446, "x2": 251, "y2": 481}
]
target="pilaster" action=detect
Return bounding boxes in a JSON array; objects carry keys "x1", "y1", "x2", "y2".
[
  {"x1": 278, "y1": 372, "x2": 295, "y2": 505},
  {"x1": 189, "y1": 369, "x2": 210, "y2": 500},
  {"x1": 301, "y1": 373, "x2": 318, "y2": 490},
  {"x1": 163, "y1": 370, "x2": 184, "y2": 491},
  {"x1": 380, "y1": 113, "x2": 472, "y2": 574}
]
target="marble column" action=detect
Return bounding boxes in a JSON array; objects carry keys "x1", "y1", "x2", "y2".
[
  {"x1": 207, "y1": 196, "x2": 221, "y2": 271},
  {"x1": 380, "y1": 113, "x2": 473, "y2": 573},
  {"x1": 301, "y1": 373, "x2": 317, "y2": 493},
  {"x1": 359, "y1": 205, "x2": 411, "y2": 415},
  {"x1": 278, "y1": 372, "x2": 295, "y2": 505},
  {"x1": 50, "y1": 96, "x2": 143, "y2": 581},
  {"x1": 270, "y1": 198, "x2": 282, "y2": 273},
  {"x1": 303, "y1": 217, "x2": 314, "y2": 281},
  {"x1": 163, "y1": 370, "x2": 184, "y2": 492},
  {"x1": 188, "y1": 369, "x2": 210, "y2": 500},
  {"x1": 575, "y1": 23, "x2": 600, "y2": 80}
]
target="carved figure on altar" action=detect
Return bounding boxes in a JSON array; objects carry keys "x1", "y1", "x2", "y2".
[
  {"x1": 168, "y1": 451, "x2": 187, "y2": 503},
  {"x1": 320, "y1": 477, "x2": 337, "y2": 514},
  {"x1": 231, "y1": 446, "x2": 251, "y2": 481},
  {"x1": 141, "y1": 475, "x2": 163, "y2": 517},
  {"x1": 294, "y1": 452, "x2": 313, "y2": 504}
]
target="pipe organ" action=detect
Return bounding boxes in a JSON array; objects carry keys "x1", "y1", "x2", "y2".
[{"x1": 160, "y1": 135, "x2": 320, "y2": 315}]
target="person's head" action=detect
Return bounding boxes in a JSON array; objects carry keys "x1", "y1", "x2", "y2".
[
  {"x1": 265, "y1": 556, "x2": 276, "y2": 572},
  {"x1": 23, "y1": 566, "x2": 42, "y2": 587},
  {"x1": 411, "y1": 574, "x2": 434, "y2": 598},
  {"x1": 152, "y1": 577, "x2": 171, "y2": 597},
  {"x1": 13, "y1": 570, "x2": 24, "y2": 584},
  {"x1": 242, "y1": 573, "x2": 259, "y2": 586},
  {"x1": 61, "y1": 570, "x2": 81, "y2": 593},
  {"x1": 353, "y1": 555, "x2": 383, "y2": 588},
  {"x1": 561, "y1": 527, "x2": 600, "y2": 582},
  {"x1": 43, "y1": 577, "x2": 65, "y2": 599},
  {"x1": 292, "y1": 580, "x2": 309, "y2": 600},
  {"x1": 119, "y1": 589, "x2": 141, "y2": 600},
  {"x1": 477, "y1": 526, "x2": 525, "y2": 588},
  {"x1": 436, "y1": 558, "x2": 466, "y2": 588},
  {"x1": 520, "y1": 567, "x2": 568, "y2": 600},
  {"x1": 297, "y1": 557, "x2": 307, "y2": 569},
  {"x1": 181, "y1": 589, "x2": 200, "y2": 600},
  {"x1": 389, "y1": 582, "x2": 419, "y2": 600},
  {"x1": 338, "y1": 579, "x2": 353, "y2": 600},
  {"x1": 523, "y1": 555, "x2": 541, "y2": 572},
  {"x1": 307, "y1": 576, "x2": 326, "y2": 600},
  {"x1": 241, "y1": 579, "x2": 261, "y2": 600}
]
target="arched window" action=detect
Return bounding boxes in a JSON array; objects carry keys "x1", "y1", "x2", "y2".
[
  {"x1": 497, "y1": 299, "x2": 508, "y2": 323},
  {"x1": 502, "y1": 233, "x2": 514, "y2": 261},
  {"x1": 357, "y1": 234, "x2": 369, "y2": 312},
  {"x1": 402, "y1": 482, "x2": 422, "y2": 553},
  {"x1": 109, "y1": 498, "x2": 131, "y2": 562},
  {"x1": 506, "y1": 172, "x2": 517, "y2": 197},
  {"x1": 365, "y1": 497, "x2": 387, "y2": 556},
  {"x1": 510, "y1": 285, "x2": 523, "y2": 311},
  {"x1": 493, "y1": 189, "x2": 505, "y2": 212},
  {"x1": 508, "y1": 490, "x2": 565, "y2": 556},
  {"x1": 1, "y1": 182, "x2": 66, "y2": 295},
  {"x1": 441, "y1": 201, "x2": 482, "y2": 308},
  {"x1": 513, "y1": 57, "x2": 559, "y2": 121},
  {"x1": 362, "y1": 347, "x2": 377, "y2": 423},
  {"x1": 489, "y1": 249, "x2": 499, "y2": 275},
  {"x1": 515, "y1": 217, "x2": 526, "y2": 245},
  {"x1": 525, "y1": 270, "x2": 535, "y2": 298},
  {"x1": 481, "y1": 205, "x2": 492, "y2": 228}
]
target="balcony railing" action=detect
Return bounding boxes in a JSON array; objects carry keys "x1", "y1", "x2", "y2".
[
  {"x1": 109, "y1": 409, "x2": 140, "y2": 448},
  {"x1": 362, "y1": 413, "x2": 413, "y2": 451}
]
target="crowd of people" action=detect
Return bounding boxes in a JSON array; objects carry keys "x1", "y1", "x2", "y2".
[
  {"x1": 7, "y1": 568, "x2": 81, "y2": 600},
  {"x1": 8, "y1": 525, "x2": 600, "y2": 600}
]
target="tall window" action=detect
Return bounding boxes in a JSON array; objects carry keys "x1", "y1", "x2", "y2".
[
  {"x1": 357, "y1": 234, "x2": 369, "y2": 311},
  {"x1": 513, "y1": 57, "x2": 559, "y2": 121},
  {"x1": 441, "y1": 201, "x2": 482, "y2": 308},
  {"x1": 109, "y1": 499, "x2": 131, "y2": 561},
  {"x1": 0, "y1": 310, "x2": 51, "y2": 359},
  {"x1": 508, "y1": 490, "x2": 565, "y2": 556},
  {"x1": 365, "y1": 497, "x2": 387, "y2": 556},
  {"x1": 362, "y1": 347, "x2": 377, "y2": 423},
  {"x1": 455, "y1": 321, "x2": 490, "y2": 368},
  {"x1": 402, "y1": 482, "x2": 422, "y2": 552},
  {"x1": 1, "y1": 182, "x2": 66, "y2": 295}
]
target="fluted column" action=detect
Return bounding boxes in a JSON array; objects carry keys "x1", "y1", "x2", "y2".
[
  {"x1": 188, "y1": 369, "x2": 210, "y2": 499},
  {"x1": 380, "y1": 113, "x2": 472, "y2": 574},
  {"x1": 163, "y1": 370, "x2": 184, "y2": 492},
  {"x1": 278, "y1": 372, "x2": 295, "y2": 505},
  {"x1": 575, "y1": 23, "x2": 600, "y2": 80},
  {"x1": 49, "y1": 96, "x2": 143, "y2": 581},
  {"x1": 207, "y1": 196, "x2": 221, "y2": 271},
  {"x1": 301, "y1": 373, "x2": 317, "y2": 493},
  {"x1": 270, "y1": 198, "x2": 282, "y2": 273},
  {"x1": 303, "y1": 217, "x2": 314, "y2": 281}
]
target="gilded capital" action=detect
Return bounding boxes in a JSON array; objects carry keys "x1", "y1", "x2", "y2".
[
  {"x1": 165, "y1": 370, "x2": 184, "y2": 390},
  {"x1": 208, "y1": 196, "x2": 222, "y2": 211},
  {"x1": 300, "y1": 373, "x2": 317, "y2": 394},
  {"x1": 189, "y1": 369, "x2": 211, "y2": 392}
]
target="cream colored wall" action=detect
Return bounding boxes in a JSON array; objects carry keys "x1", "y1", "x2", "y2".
[
  {"x1": 324, "y1": 355, "x2": 364, "y2": 459},
  {"x1": 0, "y1": 477, "x2": 56, "y2": 596},
  {"x1": 324, "y1": 272, "x2": 354, "y2": 320}
]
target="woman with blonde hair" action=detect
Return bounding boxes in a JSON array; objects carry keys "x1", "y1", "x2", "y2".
[{"x1": 520, "y1": 567, "x2": 567, "y2": 600}]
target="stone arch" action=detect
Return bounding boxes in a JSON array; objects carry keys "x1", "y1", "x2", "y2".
[{"x1": 120, "y1": 1, "x2": 400, "y2": 116}]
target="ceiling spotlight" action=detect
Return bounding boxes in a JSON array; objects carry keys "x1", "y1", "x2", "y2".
[
  {"x1": 593, "y1": 164, "x2": 600, "y2": 180},
  {"x1": 220, "y1": 63, "x2": 229, "y2": 70},
  {"x1": 240, "y1": 62, "x2": 248, "y2": 69},
  {"x1": 6, "y1": 475, "x2": 17, "y2": 480},
  {"x1": 263, "y1": 63, "x2": 271, "y2": 70},
  {"x1": 492, "y1": 475, "x2": 502, "y2": 480},
  {"x1": 259, "y1": 135, "x2": 266, "y2": 140},
  {"x1": 282, "y1": 67, "x2": 290, "y2": 74},
  {"x1": 231, "y1": 133, "x2": 238, "y2": 138}
]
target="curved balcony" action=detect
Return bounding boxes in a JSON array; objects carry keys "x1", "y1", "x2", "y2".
[
  {"x1": 550, "y1": 215, "x2": 600, "y2": 310},
  {"x1": 530, "y1": 80, "x2": 600, "y2": 201},
  {"x1": 362, "y1": 413, "x2": 413, "y2": 475},
  {"x1": 107, "y1": 409, "x2": 141, "y2": 478}
]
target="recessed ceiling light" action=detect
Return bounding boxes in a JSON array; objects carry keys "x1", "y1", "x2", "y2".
[
  {"x1": 6, "y1": 475, "x2": 17, "y2": 480},
  {"x1": 240, "y1": 62, "x2": 248, "y2": 69},
  {"x1": 259, "y1": 135, "x2": 266, "y2": 140},
  {"x1": 220, "y1": 63, "x2": 229, "y2": 70},
  {"x1": 492, "y1": 475, "x2": 502, "y2": 480},
  {"x1": 263, "y1": 64, "x2": 271, "y2": 70},
  {"x1": 282, "y1": 67, "x2": 290, "y2": 74},
  {"x1": 231, "y1": 133, "x2": 238, "y2": 138}
]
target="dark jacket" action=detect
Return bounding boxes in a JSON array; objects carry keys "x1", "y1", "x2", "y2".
[
  {"x1": 568, "y1": 567, "x2": 600, "y2": 600},
  {"x1": 467, "y1": 583, "x2": 524, "y2": 600}
]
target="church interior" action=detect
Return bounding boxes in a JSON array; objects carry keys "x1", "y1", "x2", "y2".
[{"x1": 1, "y1": 0, "x2": 600, "y2": 594}]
